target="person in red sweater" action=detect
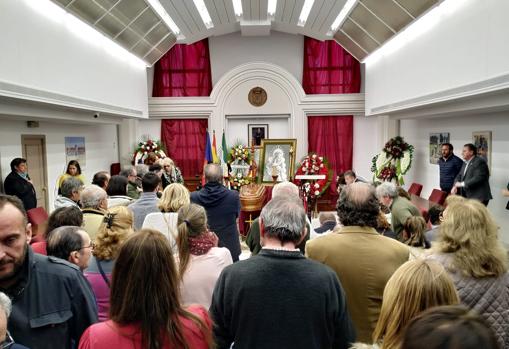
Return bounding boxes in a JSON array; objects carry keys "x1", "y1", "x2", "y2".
[{"x1": 78, "y1": 229, "x2": 213, "y2": 349}]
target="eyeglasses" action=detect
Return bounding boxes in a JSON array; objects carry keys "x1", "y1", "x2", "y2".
[
  {"x1": 1, "y1": 332, "x2": 14, "y2": 349},
  {"x1": 79, "y1": 241, "x2": 95, "y2": 251}
]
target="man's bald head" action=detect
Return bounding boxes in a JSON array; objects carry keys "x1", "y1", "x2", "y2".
[
  {"x1": 204, "y1": 164, "x2": 223, "y2": 184},
  {"x1": 337, "y1": 183, "x2": 379, "y2": 228}
]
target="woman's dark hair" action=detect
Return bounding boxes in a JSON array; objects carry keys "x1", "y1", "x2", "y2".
[
  {"x1": 110, "y1": 230, "x2": 212, "y2": 349},
  {"x1": 45, "y1": 206, "x2": 83, "y2": 239},
  {"x1": 106, "y1": 175, "x2": 128, "y2": 196},
  {"x1": 66, "y1": 160, "x2": 82, "y2": 175},
  {"x1": 336, "y1": 183, "x2": 379, "y2": 228},
  {"x1": 10, "y1": 158, "x2": 27, "y2": 172},
  {"x1": 402, "y1": 305, "x2": 500, "y2": 349}
]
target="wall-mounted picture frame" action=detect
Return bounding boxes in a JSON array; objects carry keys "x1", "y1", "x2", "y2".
[
  {"x1": 429, "y1": 132, "x2": 450, "y2": 164},
  {"x1": 248, "y1": 124, "x2": 268, "y2": 146},
  {"x1": 472, "y1": 131, "x2": 492, "y2": 170},
  {"x1": 65, "y1": 136, "x2": 86, "y2": 167},
  {"x1": 259, "y1": 139, "x2": 297, "y2": 184}
]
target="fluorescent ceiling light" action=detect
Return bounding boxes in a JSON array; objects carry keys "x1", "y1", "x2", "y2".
[
  {"x1": 232, "y1": 0, "x2": 243, "y2": 18},
  {"x1": 268, "y1": 0, "x2": 277, "y2": 17},
  {"x1": 330, "y1": 0, "x2": 358, "y2": 32},
  {"x1": 193, "y1": 0, "x2": 214, "y2": 29},
  {"x1": 146, "y1": 0, "x2": 181, "y2": 35},
  {"x1": 298, "y1": 0, "x2": 314, "y2": 27}
]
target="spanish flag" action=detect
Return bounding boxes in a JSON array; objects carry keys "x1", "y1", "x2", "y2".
[{"x1": 211, "y1": 130, "x2": 219, "y2": 164}]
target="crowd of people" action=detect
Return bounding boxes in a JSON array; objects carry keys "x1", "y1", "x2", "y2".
[{"x1": 0, "y1": 144, "x2": 507, "y2": 349}]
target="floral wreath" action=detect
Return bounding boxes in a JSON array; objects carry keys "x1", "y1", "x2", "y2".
[
  {"x1": 371, "y1": 136, "x2": 414, "y2": 184},
  {"x1": 132, "y1": 139, "x2": 167, "y2": 164},
  {"x1": 227, "y1": 144, "x2": 251, "y2": 163},
  {"x1": 229, "y1": 174, "x2": 251, "y2": 191},
  {"x1": 293, "y1": 153, "x2": 332, "y2": 199}
]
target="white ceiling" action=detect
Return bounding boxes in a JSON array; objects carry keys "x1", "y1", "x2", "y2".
[{"x1": 167, "y1": 0, "x2": 347, "y2": 44}]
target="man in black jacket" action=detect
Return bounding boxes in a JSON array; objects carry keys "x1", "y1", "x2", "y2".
[
  {"x1": 191, "y1": 164, "x2": 241, "y2": 261},
  {"x1": 3, "y1": 158, "x2": 36, "y2": 211},
  {"x1": 452, "y1": 143, "x2": 492, "y2": 206},
  {"x1": 0, "y1": 194, "x2": 98, "y2": 349},
  {"x1": 210, "y1": 195, "x2": 355, "y2": 349}
]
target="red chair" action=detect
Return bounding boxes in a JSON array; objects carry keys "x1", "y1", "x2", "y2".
[
  {"x1": 27, "y1": 207, "x2": 49, "y2": 242},
  {"x1": 428, "y1": 189, "x2": 448, "y2": 206},
  {"x1": 110, "y1": 162, "x2": 121, "y2": 176},
  {"x1": 408, "y1": 183, "x2": 423, "y2": 196}
]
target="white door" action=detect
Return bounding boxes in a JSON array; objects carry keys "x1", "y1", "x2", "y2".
[{"x1": 22, "y1": 135, "x2": 48, "y2": 210}]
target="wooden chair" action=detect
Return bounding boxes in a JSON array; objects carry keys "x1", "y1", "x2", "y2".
[
  {"x1": 428, "y1": 189, "x2": 448, "y2": 206},
  {"x1": 408, "y1": 183, "x2": 423, "y2": 196}
]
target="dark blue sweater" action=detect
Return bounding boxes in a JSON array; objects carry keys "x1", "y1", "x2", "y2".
[{"x1": 438, "y1": 154, "x2": 464, "y2": 192}]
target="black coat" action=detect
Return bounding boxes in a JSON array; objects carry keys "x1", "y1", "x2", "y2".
[
  {"x1": 191, "y1": 182, "x2": 241, "y2": 261},
  {"x1": 454, "y1": 156, "x2": 492, "y2": 202},
  {"x1": 4, "y1": 171, "x2": 37, "y2": 210},
  {"x1": 1, "y1": 248, "x2": 98, "y2": 349}
]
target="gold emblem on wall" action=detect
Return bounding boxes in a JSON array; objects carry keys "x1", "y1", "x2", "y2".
[{"x1": 248, "y1": 87, "x2": 267, "y2": 107}]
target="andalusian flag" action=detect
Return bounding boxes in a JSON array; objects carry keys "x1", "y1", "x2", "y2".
[
  {"x1": 221, "y1": 130, "x2": 228, "y2": 163},
  {"x1": 202, "y1": 130, "x2": 213, "y2": 186},
  {"x1": 211, "y1": 130, "x2": 219, "y2": 164}
]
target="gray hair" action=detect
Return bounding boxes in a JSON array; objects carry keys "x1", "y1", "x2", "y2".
[
  {"x1": 119, "y1": 166, "x2": 136, "y2": 178},
  {"x1": 260, "y1": 195, "x2": 306, "y2": 244},
  {"x1": 135, "y1": 164, "x2": 149, "y2": 178},
  {"x1": 376, "y1": 182, "x2": 398, "y2": 199},
  {"x1": 0, "y1": 292, "x2": 12, "y2": 318},
  {"x1": 204, "y1": 164, "x2": 223, "y2": 183},
  {"x1": 60, "y1": 177, "x2": 83, "y2": 198},
  {"x1": 80, "y1": 185, "x2": 107, "y2": 209},
  {"x1": 272, "y1": 181, "x2": 299, "y2": 198}
]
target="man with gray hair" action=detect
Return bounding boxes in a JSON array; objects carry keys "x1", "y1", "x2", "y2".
[
  {"x1": 119, "y1": 166, "x2": 141, "y2": 199},
  {"x1": 81, "y1": 185, "x2": 108, "y2": 240},
  {"x1": 376, "y1": 181, "x2": 421, "y2": 239},
  {"x1": 210, "y1": 195, "x2": 355, "y2": 349},
  {"x1": 191, "y1": 164, "x2": 241, "y2": 261},
  {"x1": 54, "y1": 177, "x2": 82, "y2": 209},
  {"x1": 246, "y1": 181, "x2": 312, "y2": 255},
  {"x1": 0, "y1": 292, "x2": 29, "y2": 348},
  {"x1": 307, "y1": 183, "x2": 409, "y2": 342},
  {"x1": 47, "y1": 226, "x2": 94, "y2": 271}
]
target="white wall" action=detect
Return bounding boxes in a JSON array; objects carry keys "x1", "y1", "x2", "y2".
[
  {"x1": 365, "y1": 0, "x2": 509, "y2": 114},
  {"x1": 0, "y1": 0, "x2": 149, "y2": 117},
  {"x1": 0, "y1": 119, "x2": 119, "y2": 211},
  {"x1": 209, "y1": 31, "x2": 304, "y2": 85},
  {"x1": 400, "y1": 112, "x2": 509, "y2": 243},
  {"x1": 352, "y1": 116, "x2": 380, "y2": 180}
]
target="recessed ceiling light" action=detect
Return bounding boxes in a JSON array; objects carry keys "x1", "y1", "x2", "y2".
[
  {"x1": 268, "y1": 0, "x2": 277, "y2": 18},
  {"x1": 298, "y1": 0, "x2": 314, "y2": 27},
  {"x1": 330, "y1": 0, "x2": 358, "y2": 32},
  {"x1": 146, "y1": 0, "x2": 181, "y2": 36},
  {"x1": 232, "y1": 0, "x2": 243, "y2": 18},
  {"x1": 193, "y1": 0, "x2": 214, "y2": 29}
]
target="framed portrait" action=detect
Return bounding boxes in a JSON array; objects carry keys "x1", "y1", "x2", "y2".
[
  {"x1": 429, "y1": 132, "x2": 450, "y2": 164},
  {"x1": 259, "y1": 139, "x2": 297, "y2": 184},
  {"x1": 248, "y1": 124, "x2": 268, "y2": 146},
  {"x1": 472, "y1": 131, "x2": 492, "y2": 170}
]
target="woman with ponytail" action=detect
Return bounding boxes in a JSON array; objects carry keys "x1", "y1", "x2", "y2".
[{"x1": 177, "y1": 203, "x2": 233, "y2": 308}]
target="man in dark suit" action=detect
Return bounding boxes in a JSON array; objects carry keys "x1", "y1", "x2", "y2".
[
  {"x1": 451, "y1": 143, "x2": 492, "y2": 206},
  {"x1": 4, "y1": 158, "x2": 37, "y2": 211}
]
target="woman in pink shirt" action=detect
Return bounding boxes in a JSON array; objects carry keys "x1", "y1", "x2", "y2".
[{"x1": 79, "y1": 229, "x2": 213, "y2": 349}]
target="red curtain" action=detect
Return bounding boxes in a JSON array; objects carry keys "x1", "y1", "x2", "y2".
[
  {"x1": 302, "y1": 37, "x2": 361, "y2": 94},
  {"x1": 308, "y1": 116, "x2": 353, "y2": 194},
  {"x1": 152, "y1": 39, "x2": 212, "y2": 97},
  {"x1": 161, "y1": 119, "x2": 208, "y2": 177}
]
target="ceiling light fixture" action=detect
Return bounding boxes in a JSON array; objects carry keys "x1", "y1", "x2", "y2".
[
  {"x1": 232, "y1": 0, "x2": 243, "y2": 18},
  {"x1": 330, "y1": 0, "x2": 358, "y2": 33},
  {"x1": 298, "y1": 0, "x2": 315, "y2": 27},
  {"x1": 268, "y1": 0, "x2": 277, "y2": 18},
  {"x1": 146, "y1": 0, "x2": 181, "y2": 36},
  {"x1": 193, "y1": 0, "x2": 214, "y2": 29}
]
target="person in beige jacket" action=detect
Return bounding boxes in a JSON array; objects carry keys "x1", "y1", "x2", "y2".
[
  {"x1": 306, "y1": 183, "x2": 409, "y2": 343},
  {"x1": 81, "y1": 184, "x2": 108, "y2": 241}
]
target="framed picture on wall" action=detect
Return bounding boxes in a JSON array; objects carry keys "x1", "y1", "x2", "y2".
[
  {"x1": 429, "y1": 132, "x2": 450, "y2": 164},
  {"x1": 259, "y1": 139, "x2": 297, "y2": 184},
  {"x1": 472, "y1": 131, "x2": 492, "y2": 170},
  {"x1": 65, "y1": 137, "x2": 86, "y2": 167},
  {"x1": 248, "y1": 124, "x2": 268, "y2": 146}
]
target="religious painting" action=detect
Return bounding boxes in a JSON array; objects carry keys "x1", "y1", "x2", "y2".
[
  {"x1": 248, "y1": 124, "x2": 268, "y2": 146},
  {"x1": 259, "y1": 139, "x2": 297, "y2": 184},
  {"x1": 472, "y1": 131, "x2": 492, "y2": 170},
  {"x1": 429, "y1": 132, "x2": 450, "y2": 164},
  {"x1": 65, "y1": 136, "x2": 86, "y2": 167}
]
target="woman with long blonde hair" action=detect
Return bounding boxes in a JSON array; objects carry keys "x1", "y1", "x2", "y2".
[
  {"x1": 79, "y1": 229, "x2": 213, "y2": 349},
  {"x1": 352, "y1": 259, "x2": 459, "y2": 349},
  {"x1": 84, "y1": 206, "x2": 134, "y2": 321},
  {"x1": 429, "y1": 198, "x2": 509, "y2": 348},
  {"x1": 142, "y1": 183, "x2": 189, "y2": 250},
  {"x1": 176, "y1": 203, "x2": 232, "y2": 308}
]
